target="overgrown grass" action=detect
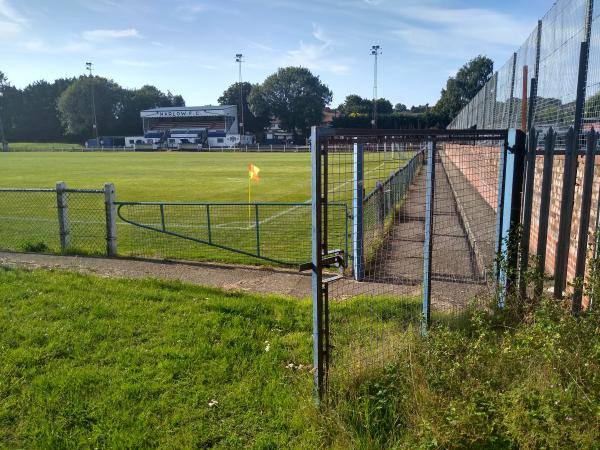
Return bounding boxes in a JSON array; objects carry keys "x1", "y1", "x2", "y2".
[{"x1": 323, "y1": 300, "x2": 600, "y2": 449}]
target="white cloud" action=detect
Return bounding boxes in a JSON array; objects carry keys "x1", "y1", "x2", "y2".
[
  {"x1": 388, "y1": 4, "x2": 535, "y2": 63},
  {"x1": 0, "y1": 0, "x2": 26, "y2": 26},
  {"x1": 282, "y1": 23, "x2": 351, "y2": 75},
  {"x1": 0, "y1": 0, "x2": 27, "y2": 42},
  {"x1": 82, "y1": 28, "x2": 141, "y2": 42},
  {"x1": 397, "y1": 6, "x2": 533, "y2": 47},
  {"x1": 174, "y1": 2, "x2": 205, "y2": 22}
]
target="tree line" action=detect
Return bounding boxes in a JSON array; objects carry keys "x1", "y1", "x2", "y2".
[
  {"x1": 330, "y1": 55, "x2": 494, "y2": 129},
  {"x1": 0, "y1": 70, "x2": 184, "y2": 143},
  {"x1": 0, "y1": 54, "x2": 493, "y2": 143},
  {"x1": 219, "y1": 55, "x2": 494, "y2": 135}
]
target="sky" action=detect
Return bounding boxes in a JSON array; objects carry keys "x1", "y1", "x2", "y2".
[{"x1": 0, "y1": 0, "x2": 554, "y2": 108}]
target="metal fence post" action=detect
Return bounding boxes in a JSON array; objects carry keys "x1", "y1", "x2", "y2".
[
  {"x1": 554, "y1": 128, "x2": 577, "y2": 298},
  {"x1": 104, "y1": 182, "x2": 117, "y2": 256},
  {"x1": 519, "y1": 128, "x2": 538, "y2": 297},
  {"x1": 494, "y1": 141, "x2": 508, "y2": 282},
  {"x1": 353, "y1": 143, "x2": 365, "y2": 281},
  {"x1": 498, "y1": 129, "x2": 526, "y2": 307},
  {"x1": 311, "y1": 126, "x2": 324, "y2": 403},
  {"x1": 159, "y1": 204, "x2": 166, "y2": 231},
  {"x1": 554, "y1": 34, "x2": 591, "y2": 299},
  {"x1": 376, "y1": 181, "x2": 384, "y2": 233},
  {"x1": 534, "y1": 128, "x2": 556, "y2": 299},
  {"x1": 206, "y1": 204, "x2": 212, "y2": 244},
  {"x1": 255, "y1": 204, "x2": 261, "y2": 257},
  {"x1": 422, "y1": 139, "x2": 435, "y2": 335},
  {"x1": 572, "y1": 130, "x2": 597, "y2": 311},
  {"x1": 56, "y1": 181, "x2": 70, "y2": 252},
  {"x1": 507, "y1": 52, "x2": 517, "y2": 127}
]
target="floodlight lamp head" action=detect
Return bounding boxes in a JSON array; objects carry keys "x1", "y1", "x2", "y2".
[{"x1": 236, "y1": 54, "x2": 243, "y2": 62}]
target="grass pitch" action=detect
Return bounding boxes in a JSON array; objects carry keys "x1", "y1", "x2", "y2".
[{"x1": 0, "y1": 151, "x2": 413, "y2": 265}]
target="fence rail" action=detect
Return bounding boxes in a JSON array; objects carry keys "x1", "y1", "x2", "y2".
[
  {"x1": 3, "y1": 145, "x2": 310, "y2": 153},
  {"x1": 0, "y1": 184, "x2": 350, "y2": 267},
  {"x1": 116, "y1": 201, "x2": 348, "y2": 266}
]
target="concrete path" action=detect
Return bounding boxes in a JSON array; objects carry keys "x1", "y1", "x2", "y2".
[
  {"x1": 0, "y1": 251, "x2": 416, "y2": 301},
  {"x1": 363, "y1": 153, "x2": 496, "y2": 308},
  {"x1": 0, "y1": 251, "x2": 314, "y2": 298}
]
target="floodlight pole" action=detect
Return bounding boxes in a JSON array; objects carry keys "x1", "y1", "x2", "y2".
[
  {"x1": 371, "y1": 45, "x2": 381, "y2": 129},
  {"x1": 236, "y1": 53, "x2": 244, "y2": 138},
  {"x1": 86, "y1": 62, "x2": 99, "y2": 145}
]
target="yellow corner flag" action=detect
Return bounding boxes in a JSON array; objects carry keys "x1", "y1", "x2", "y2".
[
  {"x1": 248, "y1": 163, "x2": 260, "y2": 182},
  {"x1": 248, "y1": 164, "x2": 261, "y2": 224}
]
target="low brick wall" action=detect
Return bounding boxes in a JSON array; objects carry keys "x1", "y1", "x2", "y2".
[{"x1": 444, "y1": 144, "x2": 600, "y2": 294}]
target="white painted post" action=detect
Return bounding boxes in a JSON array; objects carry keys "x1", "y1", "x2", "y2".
[
  {"x1": 104, "y1": 183, "x2": 117, "y2": 256},
  {"x1": 56, "y1": 181, "x2": 70, "y2": 252}
]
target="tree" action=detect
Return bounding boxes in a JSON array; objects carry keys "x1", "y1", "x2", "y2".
[
  {"x1": 248, "y1": 67, "x2": 332, "y2": 137},
  {"x1": 375, "y1": 98, "x2": 393, "y2": 115},
  {"x1": 218, "y1": 82, "x2": 270, "y2": 134},
  {"x1": 57, "y1": 76, "x2": 122, "y2": 137},
  {"x1": 338, "y1": 94, "x2": 372, "y2": 115},
  {"x1": 434, "y1": 55, "x2": 493, "y2": 123},
  {"x1": 338, "y1": 95, "x2": 394, "y2": 116},
  {"x1": 167, "y1": 91, "x2": 185, "y2": 107},
  {"x1": 18, "y1": 78, "x2": 74, "y2": 141},
  {"x1": 394, "y1": 103, "x2": 408, "y2": 112},
  {"x1": 410, "y1": 104, "x2": 430, "y2": 113},
  {"x1": 0, "y1": 71, "x2": 7, "y2": 146},
  {"x1": 0, "y1": 71, "x2": 24, "y2": 141},
  {"x1": 114, "y1": 85, "x2": 184, "y2": 136}
]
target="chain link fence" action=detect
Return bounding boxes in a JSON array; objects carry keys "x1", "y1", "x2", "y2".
[
  {"x1": 448, "y1": 0, "x2": 592, "y2": 139},
  {"x1": 0, "y1": 186, "x2": 108, "y2": 255},
  {"x1": 311, "y1": 129, "x2": 512, "y2": 399},
  {"x1": 116, "y1": 201, "x2": 347, "y2": 266},
  {"x1": 0, "y1": 184, "x2": 349, "y2": 267},
  {"x1": 449, "y1": 0, "x2": 600, "y2": 304}
]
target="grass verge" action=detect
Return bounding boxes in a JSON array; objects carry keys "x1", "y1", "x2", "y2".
[{"x1": 0, "y1": 267, "x2": 319, "y2": 448}]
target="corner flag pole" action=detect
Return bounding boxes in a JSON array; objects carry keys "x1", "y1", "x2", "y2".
[{"x1": 248, "y1": 173, "x2": 251, "y2": 225}]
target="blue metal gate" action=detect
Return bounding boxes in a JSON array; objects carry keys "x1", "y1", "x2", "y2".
[{"x1": 310, "y1": 127, "x2": 525, "y2": 400}]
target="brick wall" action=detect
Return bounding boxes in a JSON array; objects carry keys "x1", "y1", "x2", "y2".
[{"x1": 444, "y1": 144, "x2": 600, "y2": 297}]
